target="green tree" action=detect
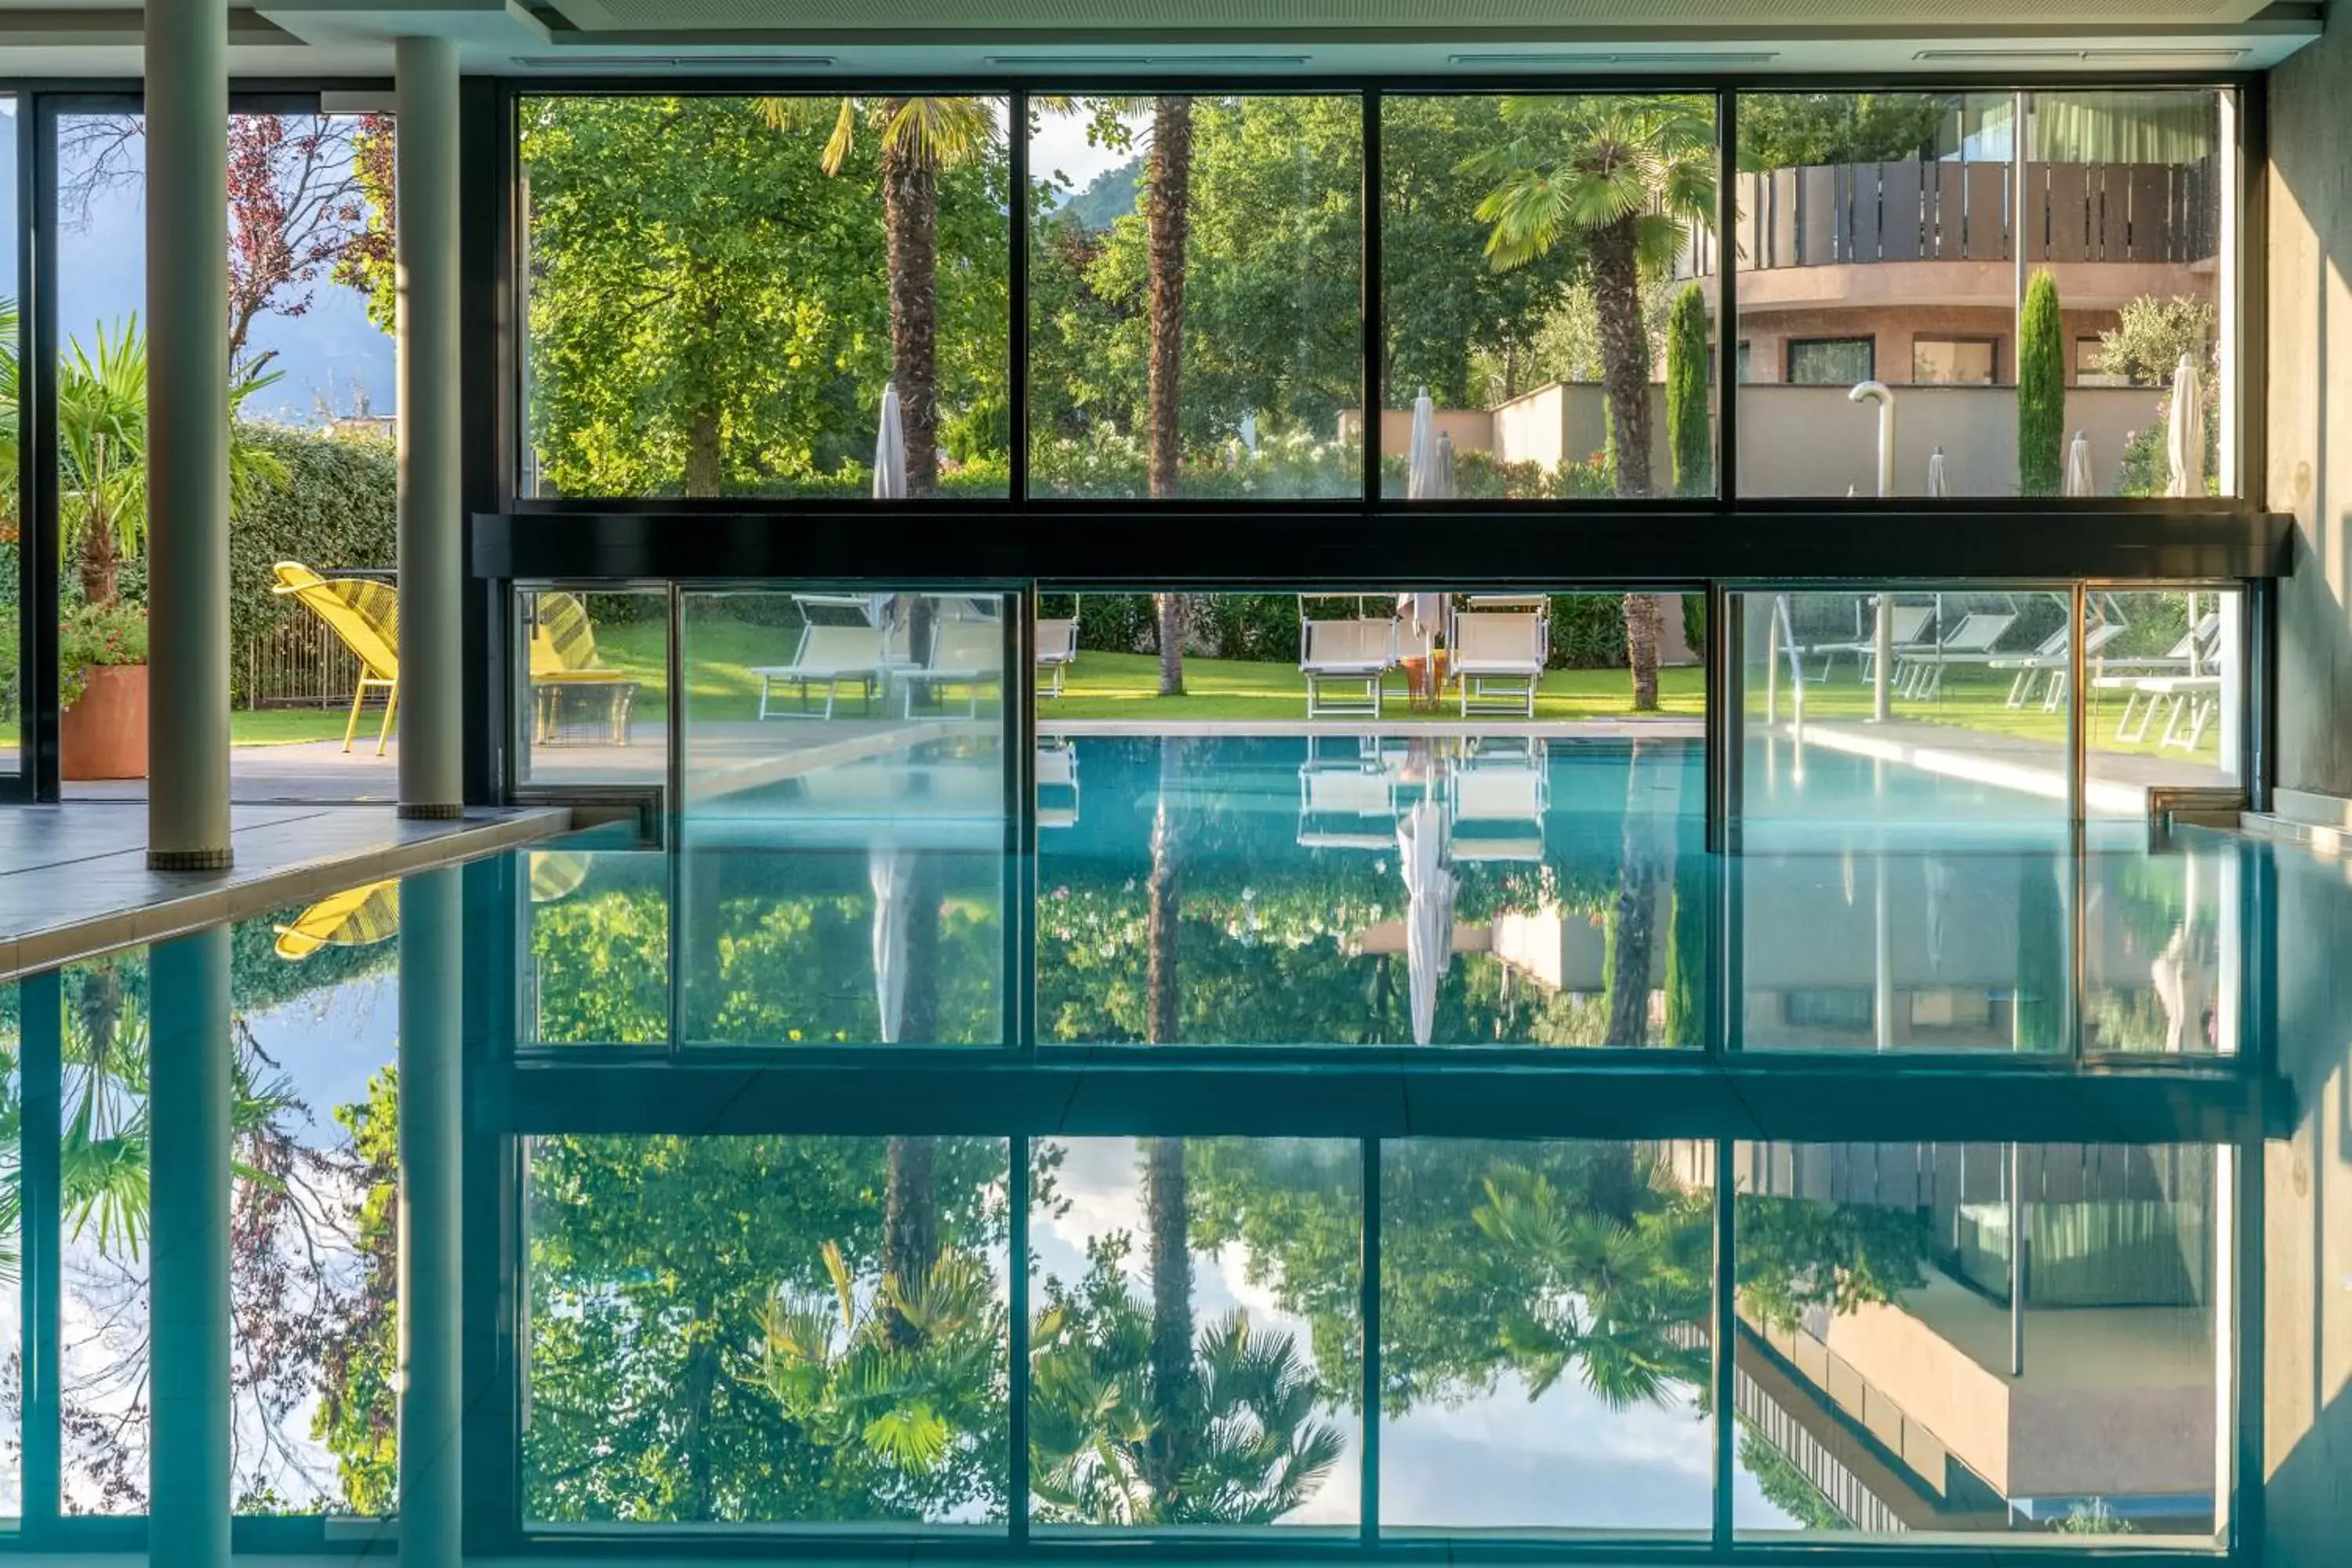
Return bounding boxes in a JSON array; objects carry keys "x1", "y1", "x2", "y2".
[
  {"x1": 1462, "y1": 96, "x2": 1715, "y2": 710},
  {"x1": 2018, "y1": 268, "x2": 2066, "y2": 497},
  {"x1": 1664, "y1": 281, "x2": 1712, "y2": 498},
  {"x1": 760, "y1": 97, "x2": 999, "y2": 497},
  {"x1": 1737, "y1": 93, "x2": 1951, "y2": 168}
]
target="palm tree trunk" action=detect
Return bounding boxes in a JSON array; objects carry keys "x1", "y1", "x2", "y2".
[
  {"x1": 1146, "y1": 98, "x2": 1194, "y2": 699},
  {"x1": 880, "y1": 99, "x2": 940, "y2": 498},
  {"x1": 1147, "y1": 738, "x2": 1182, "y2": 1047},
  {"x1": 1142, "y1": 1134, "x2": 1194, "y2": 1515},
  {"x1": 883, "y1": 1135, "x2": 939, "y2": 1350},
  {"x1": 1589, "y1": 212, "x2": 1662, "y2": 714},
  {"x1": 1621, "y1": 591, "x2": 1662, "y2": 713},
  {"x1": 1605, "y1": 742, "x2": 1663, "y2": 1047},
  {"x1": 78, "y1": 506, "x2": 120, "y2": 608}
]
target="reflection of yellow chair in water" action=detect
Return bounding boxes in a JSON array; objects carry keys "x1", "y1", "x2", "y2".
[
  {"x1": 528, "y1": 593, "x2": 638, "y2": 746},
  {"x1": 276, "y1": 853, "x2": 591, "y2": 963},
  {"x1": 272, "y1": 561, "x2": 401, "y2": 755},
  {"x1": 273, "y1": 878, "x2": 401, "y2": 960}
]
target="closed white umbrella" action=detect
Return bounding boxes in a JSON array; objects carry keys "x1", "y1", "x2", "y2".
[
  {"x1": 873, "y1": 380, "x2": 908, "y2": 501},
  {"x1": 1239, "y1": 411, "x2": 1259, "y2": 455},
  {"x1": 870, "y1": 846, "x2": 915, "y2": 1044},
  {"x1": 1926, "y1": 446, "x2": 1951, "y2": 499},
  {"x1": 1406, "y1": 386, "x2": 1440, "y2": 501},
  {"x1": 2166, "y1": 354, "x2": 2207, "y2": 499},
  {"x1": 2063, "y1": 430, "x2": 2095, "y2": 498},
  {"x1": 1398, "y1": 800, "x2": 1458, "y2": 1047}
]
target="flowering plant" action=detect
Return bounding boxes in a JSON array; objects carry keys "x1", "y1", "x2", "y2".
[{"x1": 61, "y1": 601, "x2": 149, "y2": 709}]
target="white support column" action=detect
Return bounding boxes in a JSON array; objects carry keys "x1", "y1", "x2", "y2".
[
  {"x1": 398, "y1": 866, "x2": 464, "y2": 1568},
  {"x1": 144, "y1": 0, "x2": 231, "y2": 869},
  {"x1": 396, "y1": 36, "x2": 464, "y2": 818}
]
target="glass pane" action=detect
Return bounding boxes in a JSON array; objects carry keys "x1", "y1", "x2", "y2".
[
  {"x1": 2082, "y1": 834, "x2": 2241, "y2": 1056},
  {"x1": 1029, "y1": 1137, "x2": 1359, "y2": 1529},
  {"x1": 1033, "y1": 590, "x2": 1707, "y2": 1049},
  {"x1": 1912, "y1": 339, "x2": 1998, "y2": 385},
  {"x1": 1735, "y1": 93, "x2": 2021, "y2": 498},
  {"x1": 1381, "y1": 94, "x2": 1719, "y2": 501},
  {"x1": 2085, "y1": 588, "x2": 2242, "y2": 815},
  {"x1": 2029, "y1": 90, "x2": 2233, "y2": 499},
  {"x1": 519, "y1": 96, "x2": 1011, "y2": 499},
  {"x1": 0, "y1": 94, "x2": 16, "y2": 784},
  {"x1": 517, "y1": 588, "x2": 669, "y2": 789},
  {"x1": 0, "y1": 974, "x2": 20, "y2": 1520},
  {"x1": 680, "y1": 589, "x2": 1011, "y2": 826},
  {"x1": 1736, "y1": 589, "x2": 2074, "y2": 841},
  {"x1": 1737, "y1": 846, "x2": 2073, "y2": 1051},
  {"x1": 1027, "y1": 96, "x2": 1361, "y2": 499},
  {"x1": 60, "y1": 951, "x2": 151, "y2": 1513},
  {"x1": 1731, "y1": 1142, "x2": 2224, "y2": 1544},
  {"x1": 522, "y1": 848, "x2": 671, "y2": 1047},
  {"x1": 1378, "y1": 1140, "x2": 1713, "y2": 1534},
  {"x1": 228, "y1": 891, "x2": 405, "y2": 1513},
  {"x1": 524, "y1": 1134, "x2": 1011, "y2": 1523}
]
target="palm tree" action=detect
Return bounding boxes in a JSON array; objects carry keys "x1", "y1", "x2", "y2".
[
  {"x1": 1145, "y1": 96, "x2": 1195, "y2": 695},
  {"x1": 1461, "y1": 96, "x2": 1715, "y2": 711},
  {"x1": 1028, "y1": 1215, "x2": 1344, "y2": 1524},
  {"x1": 1472, "y1": 1157, "x2": 1712, "y2": 1411},
  {"x1": 746, "y1": 1239, "x2": 1006, "y2": 1486},
  {"x1": 760, "y1": 98, "x2": 998, "y2": 499},
  {"x1": 56, "y1": 314, "x2": 288, "y2": 608}
]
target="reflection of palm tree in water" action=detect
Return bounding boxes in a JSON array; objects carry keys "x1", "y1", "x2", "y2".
[
  {"x1": 1606, "y1": 742, "x2": 1668, "y2": 1047},
  {"x1": 1473, "y1": 1153, "x2": 1712, "y2": 1412},
  {"x1": 1029, "y1": 1138, "x2": 1345, "y2": 1524}
]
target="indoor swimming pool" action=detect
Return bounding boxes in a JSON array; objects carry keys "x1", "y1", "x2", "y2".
[{"x1": 0, "y1": 732, "x2": 2302, "y2": 1551}]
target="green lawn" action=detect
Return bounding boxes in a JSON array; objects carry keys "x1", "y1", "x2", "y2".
[
  {"x1": 1041, "y1": 651, "x2": 1704, "y2": 722},
  {"x1": 1755, "y1": 666, "x2": 2221, "y2": 764}
]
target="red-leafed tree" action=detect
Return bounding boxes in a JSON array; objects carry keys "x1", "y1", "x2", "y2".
[{"x1": 58, "y1": 111, "x2": 398, "y2": 375}]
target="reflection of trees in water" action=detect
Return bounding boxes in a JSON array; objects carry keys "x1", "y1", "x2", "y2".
[
  {"x1": 1029, "y1": 1138, "x2": 1344, "y2": 1526},
  {"x1": 50, "y1": 956, "x2": 396, "y2": 1514}
]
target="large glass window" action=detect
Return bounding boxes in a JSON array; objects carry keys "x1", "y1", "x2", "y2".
[
  {"x1": 1733, "y1": 89, "x2": 2235, "y2": 500},
  {"x1": 1033, "y1": 590, "x2": 1705, "y2": 1047},
  {"x1": 1026, "y1": 96, "x2": 1361, "y2": 500},
  {"x1": 514, "y1": 586, "x2": 669, "y2": 790},
  {"x1": 1, "y1": 93, "x2": 17, "y2": 789},
  {"x1": 524, "y1": 1134, "x2": 1011, "y2": 1523},
  {"x1": 519, "y1": 96, "x2": 1011, "y2": 499},
  {"x1": 1730, "y1": 1141, "x2": 2224, "y2": 1544},
  {"x1": 1381, "y1": 94, "x2": 1720, "y2": 501},
  {"x1": 2085, "y1": 587, "x2": 2243, "y2": 813}
]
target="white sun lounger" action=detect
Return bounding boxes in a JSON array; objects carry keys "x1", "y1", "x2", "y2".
[
  {"x1": 1036, "y1": 610, "x2": 1080, "y2": 699},
  {"x1": 1893, "y1": 612, "x2": 2016, "y2": 699},
  {"x1": 1300, "y1": 605, "x2": 1399, "y2": 720},
  {"x1": 900, "y1": 619, "x2": 1005, "y2": 717},
  {"x1": 1036, "y1": 740, "x2": 1080, "y2": 829},
  {"x1": 1449, "y1": 741, "x2": 1549, "y2": 862},
  {"x1": 750, "y1": 623, "x2": 887, "y2": 720},
  {"x1": 1989, "y1": 620, "x2": 2128, "y2": 710},
  {"x1": 1450, "y1": 607, "x2": 1548, "y2": 718},
  {"x1": 1803, "y1": 604, "x2": 1933, "y2": 682}
]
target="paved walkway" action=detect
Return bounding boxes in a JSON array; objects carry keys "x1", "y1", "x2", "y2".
[
  {"x1": 1784, "y1": 717, "x2": 2233, "y2": 815},
  {"x1": 0, "y1": 802, "x2": 568, "y2": 978}
]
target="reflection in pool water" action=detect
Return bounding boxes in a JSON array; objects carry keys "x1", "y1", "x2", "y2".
[{"x1": 0, "y1": 720, "x2": 2290, "y2": 1546}]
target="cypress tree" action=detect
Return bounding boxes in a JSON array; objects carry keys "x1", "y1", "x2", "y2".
[
  {"x1": 2018, "y1": 269, "x2": 2066, "y2": 497},
  {"x1": 1664, "y1": 281, "x2": 1713, "y2": 498}
]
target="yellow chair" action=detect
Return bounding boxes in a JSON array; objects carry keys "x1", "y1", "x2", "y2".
[
  {"x1": 273, "y1": 878, "x2": 401, "y2": 960},
  {"x1": 272, "y1": 561, "x2": 401, "y2": 755},
  {"x1": 528, "y1": 592, "x2": 638, "y2": 746}
]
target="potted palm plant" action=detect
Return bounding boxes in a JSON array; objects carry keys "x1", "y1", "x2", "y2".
[{"x1": 55, "y1": 316, "x2": 283, "y2": 779}]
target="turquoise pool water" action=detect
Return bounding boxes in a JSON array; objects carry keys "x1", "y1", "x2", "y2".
[{"x1": 0, "y1": 730, "x2": 2300, "y2": 1549}]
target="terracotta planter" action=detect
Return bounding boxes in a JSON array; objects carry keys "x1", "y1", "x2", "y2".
[{"x1": 61, "y1": 663, "x2": 150, "y2": 781}]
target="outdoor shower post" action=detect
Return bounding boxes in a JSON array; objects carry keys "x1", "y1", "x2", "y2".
[
  {"x1": 1850, "y1": 381, "x2": 1898, "y2": 723},
  {"x1": 144, "y1": 0, "x2": 232, "y2": 868},
  {"x1": 396, "y1": 35, "x2": 465, "y2": 818},
  {"x1": 149, "y1": 928, "x2": 232, "y2": 1568},
  {"x1": 401, "y1": 866, "x2": 465, "y2": 1568}
]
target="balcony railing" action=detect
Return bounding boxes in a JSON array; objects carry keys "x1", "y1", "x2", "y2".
[{"x1": 1680, "y1": 158, "x2": 2220, "y2": 277}]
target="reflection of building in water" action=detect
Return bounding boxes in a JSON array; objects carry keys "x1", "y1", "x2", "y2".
[{"x1": 1668, "y1": 1141, "x2": 2216, "y2": 1536}]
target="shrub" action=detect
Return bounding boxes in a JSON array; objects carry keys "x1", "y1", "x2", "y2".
[
  {"x1": 61, "y1": 601, "x2": 148, "y2": 709},
  {"x1": 228, "y1": 425, "x2": 397, "y2": 704},
  {"x1": 2018, "y1": 270, "x2": 2065, "y2": 497}
]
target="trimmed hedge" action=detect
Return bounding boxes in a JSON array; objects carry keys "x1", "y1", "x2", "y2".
[{"x1": 228, "y1": 426, "x2": 398, "y2": 705}]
